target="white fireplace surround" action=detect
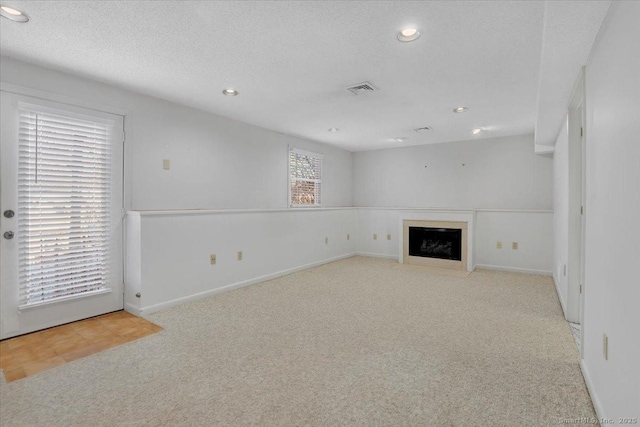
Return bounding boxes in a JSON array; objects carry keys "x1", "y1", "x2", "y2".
[{"x1": 398, "y1": 210, "x2": 475, "y2": 271}]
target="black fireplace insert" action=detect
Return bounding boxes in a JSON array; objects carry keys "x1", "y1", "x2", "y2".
[{"x1": 408, "y1": 227, "x2": 462, "y2": 261}]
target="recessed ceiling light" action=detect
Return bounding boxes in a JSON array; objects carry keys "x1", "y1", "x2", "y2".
[
  {"x1": 328, "y1": 128, "x2": 339, "y2": 132},
  {"x1": 397, "y1": 28, "x2": 420, "y2": 42},
  {"x1": 453, "y1": 107, "x2": 468, "y2": 113},
  {"x1": 0, "y1": 5, "x2": 29, "y2": 22},
  {"x1": 222, "y1": 88, "x2": 238, "y2": 96},
  {"x1": 395, "y1": 137, "x2": 406, "y2": 143},
  {"x1": 1, "y1": 5, "x2": 19, "y2": 14},
  {"x1": 472, "y1": 128, "x2": 482, "y2": 135}
]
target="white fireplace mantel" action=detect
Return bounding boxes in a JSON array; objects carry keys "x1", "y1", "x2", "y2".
[{"x1": 398, "y1": 209, "x2": 476, "y2": 271}]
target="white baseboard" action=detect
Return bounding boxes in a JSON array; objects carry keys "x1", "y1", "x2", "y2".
[
  {"x1": 552, "y1": 274, "x2": 568, "y2": 318},
  {"x1": 135, "y1": 255, "x2": 550, "y2": 316},
  {"x1": 580, "y1": 360, "x2": 606, "y2": 422},
  {"x1": 139, "y1": 253, "x2": 356, "y2": 316},
  {"x1": 124, "y1": 302, "x2": 142, "y2": 317},
  {"x1": 474, "y1": 264, "x2": 552, "y2": 276},
  {"x1": 355, "y1": 252, "x2": 398, "y2": 260}
]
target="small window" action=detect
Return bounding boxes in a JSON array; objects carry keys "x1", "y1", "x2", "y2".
[{"x1": 289, "y1": 147, "x2": 322, "y2": 207}]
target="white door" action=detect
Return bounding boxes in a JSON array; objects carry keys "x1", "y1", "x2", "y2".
[{"x1": 0, "y1": 92, "x2": 124, "y2": 339}]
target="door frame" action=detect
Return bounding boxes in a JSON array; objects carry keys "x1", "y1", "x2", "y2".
[
  {"x1": 567, "y1": 69, "x2": 587, "y2": 356},
  {"x1": 0, "y1": 83, "x2": 130, "y2": 339},
  {"x1": 0, "y1": 82, "x2": 132, "y2": 210}
]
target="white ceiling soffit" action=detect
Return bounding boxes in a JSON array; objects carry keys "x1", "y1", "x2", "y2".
[
  {"x1": 0, "y1": 1, "x2": 609, "y2": 151},
  {"x1": 534, "y1": 0, "x2": 612, "y2": 147}
]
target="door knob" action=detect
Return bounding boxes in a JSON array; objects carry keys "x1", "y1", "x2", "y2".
[
  {"x1": 3, "y1": 210, "x2": 14, "y2": 218},
  {"x1": 3, "y1": 231, "x2": 14, "y2": 239}
]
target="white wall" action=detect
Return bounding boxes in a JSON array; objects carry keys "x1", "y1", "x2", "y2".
[
  {"x1": 580, "y1": 1, "x2": 640, "y2": 420},
  {"x1": 355, "y1": 208, "x2": 553, "y2": 275},
  {"x1": 0, "y1": 57, "x2": 353, "y2": 210},
  {"x1": 553, "y1": 118, "x2": 570, "y2": 314},
  {"x1": 351, "y1": 133, "x2": 554, "y2": 274},
  {"x1": 474, "y1": 210, "x2": 553, "y2": 274},
  {"x1": 352, "y1": 134, "x2": 553, "y2": 210},
  {"x1": 126, "y1": 209, "x2": 356, "y2": 314},
  {"x1": 0, "y1": 57, "x2": 355, "y2": 335},
  {"x1": 124, "y1": 204, "x2": 553, "y2": 317}
]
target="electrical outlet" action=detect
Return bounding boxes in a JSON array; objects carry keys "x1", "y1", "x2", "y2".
[
  {"x1": 512, "y1": 242, "x2": 518, "y2": 250},
  {"x1": 237, "y1": 251, "x2": 243, "y2": 261},
  {"x1": 496, "y1": 241, "x2": 502, "y2": 249},
  {"x1": 603, "y1": 334, "x2": 608, "y2": 360},
  {"x1": 373, "y1": 233, "x2": 377, "y2": 240},
  {"x1": 210, "y1": 254, "x2": 216, "y2": 265},
  {"x1": 325, "y1": 237, "x2": 328, "y2": 244},
  {"x1": 163, "y1": 159, "x2": 170, "y2": 170},
  {"x1": 347, "y1": 233, "x2": 350, "y2": 240},
  {"x1": 387, "y1": 234, "x2": 391, "y2": 240}
]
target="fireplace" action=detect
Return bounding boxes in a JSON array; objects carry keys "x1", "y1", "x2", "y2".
[
  {"x1": 409, "y1": 227, "x2": 462, "y2": 261},
  {"x1": 403, "y1": 220, "x2": 468, "y2": 271}
]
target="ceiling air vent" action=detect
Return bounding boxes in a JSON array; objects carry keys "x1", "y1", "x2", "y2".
[
  {"x1": 413, "y1": 126, "x2": 433, "y2": 133},
  {"x1": 345, "y1": 81, "x2": 378, "y2": 95}
]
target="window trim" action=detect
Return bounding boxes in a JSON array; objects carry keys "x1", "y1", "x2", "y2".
[
  {"x1": 18, "y1": 288, "x2": 112, "y2": 311},
  {"x1": 288, "y1": 146, "x2": 323, "y2": 208},
  {"x1": 16, "y1": 104, "x2": 117, "y2": 308},
  {"x1": 11, "y1": 97, "x2": 124, "y2": 310}
]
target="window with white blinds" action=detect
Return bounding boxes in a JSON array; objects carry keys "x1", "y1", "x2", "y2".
[
  {"x1": 18, "y1": 109, "x2": 113, "y2": 308},
  {"x1": 289, "y1": 147, "x2": 322, "y2": 206}
]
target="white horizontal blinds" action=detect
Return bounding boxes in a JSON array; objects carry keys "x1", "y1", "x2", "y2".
[
  {"x1": 289, "y1": 147, "x2": 322, "y2": 206},
  {"x1": 18, "y1": 109, "x2": 112, "y2": 307}
]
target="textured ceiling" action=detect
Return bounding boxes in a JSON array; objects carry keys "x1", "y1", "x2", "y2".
[
  {"x1": 534, "y1": 0, "x2": 611, "y2": 146},
  {"x1": 0, "y1": 1, "x2": 610, "y2": 151}
]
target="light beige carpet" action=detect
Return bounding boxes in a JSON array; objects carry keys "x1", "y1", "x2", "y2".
[{"x1": 0, "y1": 257, "x2": 595, "y2": 426}]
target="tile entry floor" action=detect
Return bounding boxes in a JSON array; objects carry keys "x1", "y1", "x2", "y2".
[{"x1": 0, "y1": 311, "x2": 163, "y2": 383}]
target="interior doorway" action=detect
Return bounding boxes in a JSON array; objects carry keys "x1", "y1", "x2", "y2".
[{"x1": 567, "y1": 69, "x2": 586, "y2": 356}]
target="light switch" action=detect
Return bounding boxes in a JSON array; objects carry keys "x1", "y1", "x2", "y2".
[
  {"x1": 512, "y1": 242, "x2": 518, "y2": 250},
  {"x1": 373, "y1": 233, "x2": 377, "y2": 240},
  {"x1": 163, "y1": 159, "x2": 170, "y2": 170},
  {"x1": 496, "y1": 241, "x2": 502, "y2": 249}
]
